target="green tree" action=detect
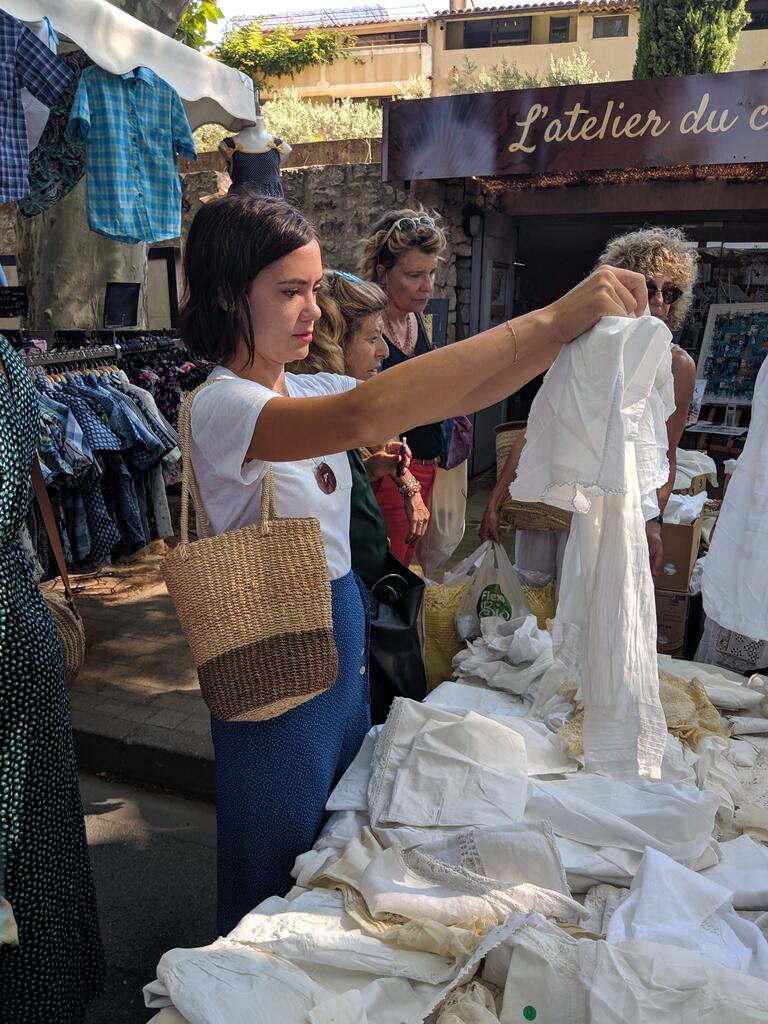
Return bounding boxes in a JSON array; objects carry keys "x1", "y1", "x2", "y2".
[
  {"x1": 450, "y1": 49, "x2": 610, "y2": 95},
  {"x1": 450, "y1": 56, "x2": 541, "y2": 94},
  {"x1": 548, "y1": 49, "x2": 611, "y2": 86},
  {"x1": 175, "y1": 0, "x2": 223, "y2": 49},
  {"x1": 634, "y1": 0, "x2": 749, "y2": 78},
  {"x1": 215, "y1": 22, "x2": 358, "y2": 90}
]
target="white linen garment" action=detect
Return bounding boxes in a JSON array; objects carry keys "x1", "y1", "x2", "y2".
[
  {"x1": 510, "y1": 316, "x2": 674, "y2": 779},
  {"x1": 703, "y1": 356, "x2": 768, "y2": 641}
]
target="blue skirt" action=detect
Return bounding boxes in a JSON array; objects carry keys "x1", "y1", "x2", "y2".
[{"x1": 211, "y1": 570, "x2": 371, "y2": 935}]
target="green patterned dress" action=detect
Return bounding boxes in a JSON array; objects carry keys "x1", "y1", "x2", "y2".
[{"x1": 0, "y1": 335, "x2": 105, "y2": 1020}]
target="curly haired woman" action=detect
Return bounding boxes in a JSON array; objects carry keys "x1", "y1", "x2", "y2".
[{"x1": 482, "y1": 226, "x2": 698, "y2": 581}]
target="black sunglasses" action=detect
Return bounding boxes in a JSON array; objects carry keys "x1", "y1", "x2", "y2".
[{"x1": 647, "y1": 281, "x2": 682, "y2": 305}]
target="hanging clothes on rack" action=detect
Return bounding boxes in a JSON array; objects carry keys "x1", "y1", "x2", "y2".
[{"x1": 19, "y1": 336, "x2": 210, "y2": 576}]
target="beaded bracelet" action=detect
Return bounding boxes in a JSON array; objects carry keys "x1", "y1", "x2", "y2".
[{"x1": 398, "y1": 478, "x2": 422, "y2": 498}]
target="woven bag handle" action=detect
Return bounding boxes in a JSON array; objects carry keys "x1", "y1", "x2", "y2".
[
  {"x1": 177, "y1": 378, "x2": 278, "y2": 546},
  {"x1": 31, "y1": 457, "x2": 81, "y2": 621}
]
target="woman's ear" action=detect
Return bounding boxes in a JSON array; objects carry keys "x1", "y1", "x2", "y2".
[{"x1": 376, "y1": 264, "x2": 387, "y2": 285}]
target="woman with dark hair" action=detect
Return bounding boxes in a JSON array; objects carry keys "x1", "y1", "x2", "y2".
[{"x1": 177, "y1": 193, "x2": 646, "y2": 935}]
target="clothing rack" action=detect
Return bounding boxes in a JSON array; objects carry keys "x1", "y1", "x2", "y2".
[{"x1": 20, "y1": 334, "x2": 186, "y2": 369}]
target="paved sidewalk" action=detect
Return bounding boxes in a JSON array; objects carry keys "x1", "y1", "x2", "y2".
[
  {"x1": 71, "y1": 580, "x2": 215, "y2": 800},
  {"x1": 69, "y1": 472, "x2": 503, "y2": 800}
]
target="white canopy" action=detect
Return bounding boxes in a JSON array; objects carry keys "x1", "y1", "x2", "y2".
[{"x1": 3, "y1": 0, "x2": 256, "y2": 130}]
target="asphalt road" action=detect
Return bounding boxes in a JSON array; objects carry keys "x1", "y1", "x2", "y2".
[{"x1": 81, "y1": 773, "x2": 216, "y2": 1023}]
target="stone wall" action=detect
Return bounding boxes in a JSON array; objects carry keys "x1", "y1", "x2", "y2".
[
  {"x1": 3, "y1": 161, "x2": 488, "y2": 343},
  {"x1": 281, "y1": 163, "x2": 481, "y2": 343}
]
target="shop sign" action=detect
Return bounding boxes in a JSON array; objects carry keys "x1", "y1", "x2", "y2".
[
  {"x1": 383, "y1": 69, "x2": 768, "y2": 181},
  {"x1": 0, "y1": 286, "x2": 28, "y2": 318}
]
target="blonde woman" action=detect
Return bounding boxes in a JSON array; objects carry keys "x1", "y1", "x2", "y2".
[
  {"x1": 291, "y1": 269, "x2": 431, "y2": 721},
  {"x1": 482, "y1": 227, "x2": 698, "y2": 580},
  {"x1": 290, "y1": 269, "x2": 430, "y2": 589},
  {"x1": 360, "y1": 209, "x2": 463, "y2": 569}
]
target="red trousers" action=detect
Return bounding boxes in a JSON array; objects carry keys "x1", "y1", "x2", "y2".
[{"x1": 373, "y1": 462, "x2": 437, "y2": 567}]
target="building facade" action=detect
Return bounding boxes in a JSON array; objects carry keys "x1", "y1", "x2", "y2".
[{"x1": 257, "y1": 0, "x2": 768, "y2": 102}]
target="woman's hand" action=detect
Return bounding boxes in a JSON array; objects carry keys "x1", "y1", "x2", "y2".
[
  {"x1": 405, "y1": 490, "x2": 430, "y2": 546},
  {"x1": 364, "y1": 439, "x2": 411, "y2": 481},
  {"x1": 646, "y1": 520, "x2": 663, "y2": 578},
  {"x1": 542, "y1": 266, "x2": 648, "y2": 347},
  {"x1": 479, "y1": 499, "x2": 502, "y2": 544}
]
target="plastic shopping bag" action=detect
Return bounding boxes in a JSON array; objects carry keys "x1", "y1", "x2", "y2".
[{"x1": 447, "y1": 541, "x2": 529, "y2": 641}]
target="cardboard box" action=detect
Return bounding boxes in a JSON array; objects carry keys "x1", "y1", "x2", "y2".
[
  {"x1": 655, "y1": 590, "x2": 689, "y2": 655},
  {"x1": 657, "y1": 516, "x2": 703, "y2": 594},
  {"x1": 674, "y1": 472, "x2": 709, "y2": 497}
]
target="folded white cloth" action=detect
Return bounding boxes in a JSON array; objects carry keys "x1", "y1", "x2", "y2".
[
  {"x1": 700, "y1": 836, "x2": 768, "y2": 910},
  {"x1": 581, "y1": 938, "x2": 768, "y2": 1023},
  {"x1": 663, "y1": 490, "x2": 707, "y2": 525},
  {"x1": 730, "y1": 716, "x2": 768, "y2": 736},
  {"x1": 657, "y1": 654, "x2": 767, "y2": 712},
  {"x1": 606, "y1": 847, "x2": 768, "y2": 979},
  {"x1": 674, "y1": 448, "x2": 718, "y2": 490},
  {"x1": 510, "y1": 316, "x2": 672, "y2": 780},
  {"x1": 426, "y1": 684, "x2": 576, "y2": 777},
  {"x1": 414, "y1": 822, "x2": 571, "y2": 895},
  {"x1": 368, "y1": 699, "x2": 528, "y2": 831},
  {"x1": 525, "y1": 773, "x2": 720, "y2": 891},
  {"x1": 703, "y1": 356, "x2": 768, "y2": 641}
]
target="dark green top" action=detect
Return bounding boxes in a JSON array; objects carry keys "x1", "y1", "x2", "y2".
[{"x1": 347, "y1": 448, "x2": 388, "y2": 587}]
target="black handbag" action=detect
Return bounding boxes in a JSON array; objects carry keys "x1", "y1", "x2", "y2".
[{"x1": 368, "y1": 552, "x2": 427, "y2": 724}]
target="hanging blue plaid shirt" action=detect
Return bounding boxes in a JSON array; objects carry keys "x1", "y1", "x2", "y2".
[
  {"x1": 0, "y1": 10, "x2": 73, "y2": 202},
  {"x1": 66, "y1": 66, "x2": 197, "y2": 245}
]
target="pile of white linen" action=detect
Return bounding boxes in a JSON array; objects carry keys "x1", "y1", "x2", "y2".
[{"x1": 145, "y1": 320, "x2": 768, "y2": 1024}]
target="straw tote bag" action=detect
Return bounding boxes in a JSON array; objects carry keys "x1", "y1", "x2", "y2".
[{"x1": 163, "y1": 380, "x2": 339, "y2": 722}]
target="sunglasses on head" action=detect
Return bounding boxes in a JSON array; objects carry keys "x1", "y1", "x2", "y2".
[
  {"x1": 380, "y1": 214, "x2": 435, "y2": 249},
  {"x1": 647, "y1": 281, "x2": 682, "y2": 305}
]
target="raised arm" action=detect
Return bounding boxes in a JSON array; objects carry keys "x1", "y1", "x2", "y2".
[{"x1": 249, "y1": 267, "x2": 646, "y2": 462}]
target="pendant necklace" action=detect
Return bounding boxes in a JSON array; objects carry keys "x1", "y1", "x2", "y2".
[
  {"x1": 273, "y1": 379, "x2": 337, "y2": 494},
  {"x1": 384, "y1": 311, "x2": 414, "y2": 357}
]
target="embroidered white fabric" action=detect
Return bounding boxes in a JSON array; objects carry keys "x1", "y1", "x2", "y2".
[
  {"x1": 510, "y1": 316, "x2": 673, "y2": 780},
  {"x1": 703, "y1": 357, "x2": 768, "y2": 641},
  {"x1": 358, "y1": 844, "x2": 585, "y2": 927}
]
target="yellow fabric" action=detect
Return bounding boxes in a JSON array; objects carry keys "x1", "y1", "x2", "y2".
[
  {"x1": 423, "y1": 581, "x2": 468, "y2": 691},
  {"x1": 558, "y1": 669, "x2": 728, "y2": 758},
  {"x1": 521, "y1": 580, "x2": 557, "y2": 629}
]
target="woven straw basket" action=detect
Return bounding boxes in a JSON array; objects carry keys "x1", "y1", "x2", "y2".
[
  {"x1": 163, "y1": 380, "x2": 339, "y2": 722},
  {"x1": 495, "y1": 424, "x2": 572, "y2": 533},
  {"x1": 42, "y1": 585, "x2": 85, "y2": 684}
]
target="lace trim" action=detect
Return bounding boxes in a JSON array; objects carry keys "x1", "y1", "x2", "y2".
[
  {"x1": 367, "y1": 697, "x2": 405, "y2": 826},
  {"x1": 399, "y1": 846, "x2": 583, "y2": 923},
  {"x1": 450, "y1": 823, "x2": 569, "y2": 896}
]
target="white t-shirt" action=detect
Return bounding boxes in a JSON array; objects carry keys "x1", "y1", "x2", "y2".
[{"x1": 190, "y1": 367, "x2": 358, "y2": 580}]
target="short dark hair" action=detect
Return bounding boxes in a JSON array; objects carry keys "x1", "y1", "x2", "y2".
[{"x1": 178, "y1": 194, "x2": 318, "y2": 365}]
